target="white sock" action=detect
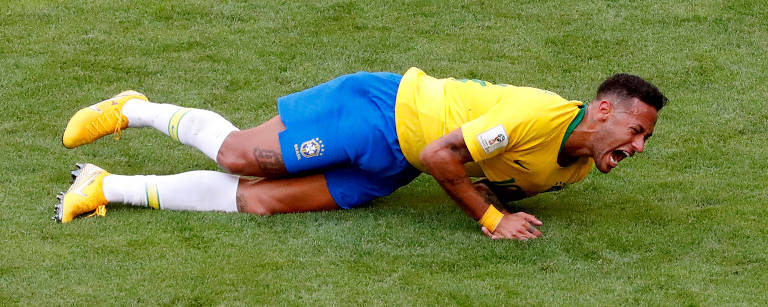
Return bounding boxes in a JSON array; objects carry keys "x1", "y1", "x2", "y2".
[
  {"x1": 122, "y1": 99, "x2": 239, "y2": 161},
  {"x1": 102, "y1": 171, "x2": 239, "y2": 212}
]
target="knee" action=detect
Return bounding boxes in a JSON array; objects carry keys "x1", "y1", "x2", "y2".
[
  {"x1": 216, "y1": 133, "x2": 253, "y2": 174},
  {"x1": 237, "y1": 189, "x2": 279, "y2": 216},
  {"x1": 215, "y1": 130, "x2": 287, "y2": 177},
  {"x1": 217, "y1": 148, "x2": 249, "y2": 174}
]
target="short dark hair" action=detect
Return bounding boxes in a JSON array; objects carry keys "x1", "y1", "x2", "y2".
[{"x1": 597, "y1": 73, "x2": 667, "y2": 111}]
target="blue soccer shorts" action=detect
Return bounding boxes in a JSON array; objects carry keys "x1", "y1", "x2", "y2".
[{"x1": 277, "y1": 71, "x2": 421, "y2": 209}]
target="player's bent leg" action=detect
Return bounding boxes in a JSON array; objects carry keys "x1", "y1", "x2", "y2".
[
  {"x1": 127, "y1": 105, "x2": 240, "y2": 161},
  {"x1": 216, "y1": 116, "x2": 289, "y2": 178},
  {"x1": 235, "y1": 174, "x2": 340, "y2": 215},
  {"x1": 63, "y1": 91, "x2": 240, "y2": 162}
]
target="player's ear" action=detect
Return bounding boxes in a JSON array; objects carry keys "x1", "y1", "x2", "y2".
[{"x1": 596, "y1": 100, "x2": 613, "y2": 120}]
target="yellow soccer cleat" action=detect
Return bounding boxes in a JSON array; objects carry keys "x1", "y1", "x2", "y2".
[
  {"x1": 62, "y1": 90, "x2": 148, "y2": 149},
  {"x1": 53, "y1": 163, "x2": 111, "y2": 223}
]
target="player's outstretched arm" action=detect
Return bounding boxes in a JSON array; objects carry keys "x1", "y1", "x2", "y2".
[{"x1": 419, "y1": 128, "x2": 542, "y2": 240}]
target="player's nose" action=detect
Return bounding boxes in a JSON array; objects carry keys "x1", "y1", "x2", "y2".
[{"x1": 632, "y1": 136, "x2": 645, "y2": 153}]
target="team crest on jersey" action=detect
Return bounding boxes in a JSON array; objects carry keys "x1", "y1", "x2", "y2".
[{"x1": 299, "y1": 138, "x2": 324, "y2": 158}]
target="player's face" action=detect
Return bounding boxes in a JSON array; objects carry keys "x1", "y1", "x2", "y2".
[{"x1": 592, "y1": 98, "x2": 658, "y2": 173}]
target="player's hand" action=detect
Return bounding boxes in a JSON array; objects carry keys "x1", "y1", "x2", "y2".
[{"x1": 481, "y1": 212, "x2": 543, "y2": 240}]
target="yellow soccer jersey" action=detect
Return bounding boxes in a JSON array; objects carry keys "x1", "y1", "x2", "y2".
[{"x1": 395, "y1": 67, "x2": 594, "y2": 199}]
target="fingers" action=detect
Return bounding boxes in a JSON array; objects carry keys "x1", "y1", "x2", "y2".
[
  {"x1": 515, "y1": 212, "x2": 543, "y2": 226},
  {"x1": 481, "y1": 212, "x2": 545, "y2": 240},
  {"x1": 518, "y1": 224, "x2": 541, "y2": 239},
  {"x1": 521, "y1": 221, "x2": 542, "y2": 238},
  {"x1": 509, "y1": 230, "x2": 536, "y2": 240},
  {"x1": 529, "y1": 226, "x2": 543, "y2": 238},
  {"x1": 482, "y1": 227, "x2": 501, "y2": 240},
  {"x1": 482, "y1": 226, "x2": 526, "y2": 240},
  {"x1": 481, "y1": 224, "x2": 541, "y2": 240},
  {"x1": 513, "y1": 226, "x2": 536, "y2": 239}
]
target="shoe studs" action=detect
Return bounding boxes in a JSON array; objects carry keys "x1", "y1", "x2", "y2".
[
  {"x1": 70, "y1": 163, "x2": 85, "y2": 180},
  {"x1": 57, "y1": 164, "x2": 84, "y2": 223},
  {"x1": 53, "y1": 197, "x2": 63, "y2": 223}
]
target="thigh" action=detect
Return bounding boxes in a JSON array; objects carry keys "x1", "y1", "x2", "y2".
[
  {"x1": 275, "y1": 71, "x2": 401, "y2": 175},
  {"x1": 217, "y1": 116, "x2": 288, "y2": 177},
  {"x1": 236, "y1": 174, "x2": 340, "y2": 215},
  {"x1": 325, "y1": 164, "x2": 421, "y2": 209}
]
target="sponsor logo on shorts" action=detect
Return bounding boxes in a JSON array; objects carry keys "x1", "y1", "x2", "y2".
[{"x1": 296, "y1": 138, "x2": 324, "y2": 158}]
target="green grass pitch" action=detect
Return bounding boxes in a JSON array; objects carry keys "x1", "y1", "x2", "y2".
[{"x1": 1, "y1": 0, "x2": 767, "y2": 305}]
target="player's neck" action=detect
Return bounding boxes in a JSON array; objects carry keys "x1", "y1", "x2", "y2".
[{"x1": 560, "y1": 109, "x2": 597, "y2": 163}]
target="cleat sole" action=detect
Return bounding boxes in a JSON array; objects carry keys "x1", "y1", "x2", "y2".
[
  {"x1": 53, "y1": 200, "x2": 63, "y2": 223},
  {"x1": 71, "y1": 163, "x2": 85, "y2": 181}
]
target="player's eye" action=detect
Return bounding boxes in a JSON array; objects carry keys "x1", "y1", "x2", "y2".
[{"x1": 644, "y1": 133, "x2": 652, "y2": 141}]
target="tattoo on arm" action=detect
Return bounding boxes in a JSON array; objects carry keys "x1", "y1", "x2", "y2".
[
  {"x1": 442, "y1": 131, "x2": 474, "y2": 163},
  {"x1": 236, "y1": 192, "x2": 247, "y2": 213},
  {"x1": 472, "y1": 179, "x2": 502, "y2": 207},
  {"x1": 423, "y1": 128, "x2": 489, "y2": 219},
  {"x1": 477, "y1": 185, "x2": 503, "y2": 208},
  {"x1": 252, "y1": 148, "x2": 287, "y2": 177}
]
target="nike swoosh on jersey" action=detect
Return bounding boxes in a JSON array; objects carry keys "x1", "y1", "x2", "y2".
[{"x1": 513, "y1": 160, "x2": 529, "y2": 170}]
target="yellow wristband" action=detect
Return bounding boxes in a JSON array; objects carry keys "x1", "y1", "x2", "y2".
[{"x1": 478, "y1": 205, "x2": 504, "y2": 232}]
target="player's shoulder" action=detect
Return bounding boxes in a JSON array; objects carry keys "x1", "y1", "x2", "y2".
[
  {"x1": 508, "y1": 86, "x2": 568, "y2": 103},
  {"x1": 401, "y1": 67, "x2": 430, "y2": 82}
]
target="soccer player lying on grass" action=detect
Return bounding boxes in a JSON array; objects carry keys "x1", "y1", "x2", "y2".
[{"x1": 55, "y1": 67, "x2": 666, "y2": 240}]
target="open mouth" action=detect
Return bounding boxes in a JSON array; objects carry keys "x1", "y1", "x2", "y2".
[{"x1": 609, "y1": 150, "x2": 631, "y2": 166}]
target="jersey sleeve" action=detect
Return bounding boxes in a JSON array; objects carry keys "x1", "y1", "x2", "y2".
[{"x1": 460, "y1": 99, "x2": 539, "y2": 162}]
